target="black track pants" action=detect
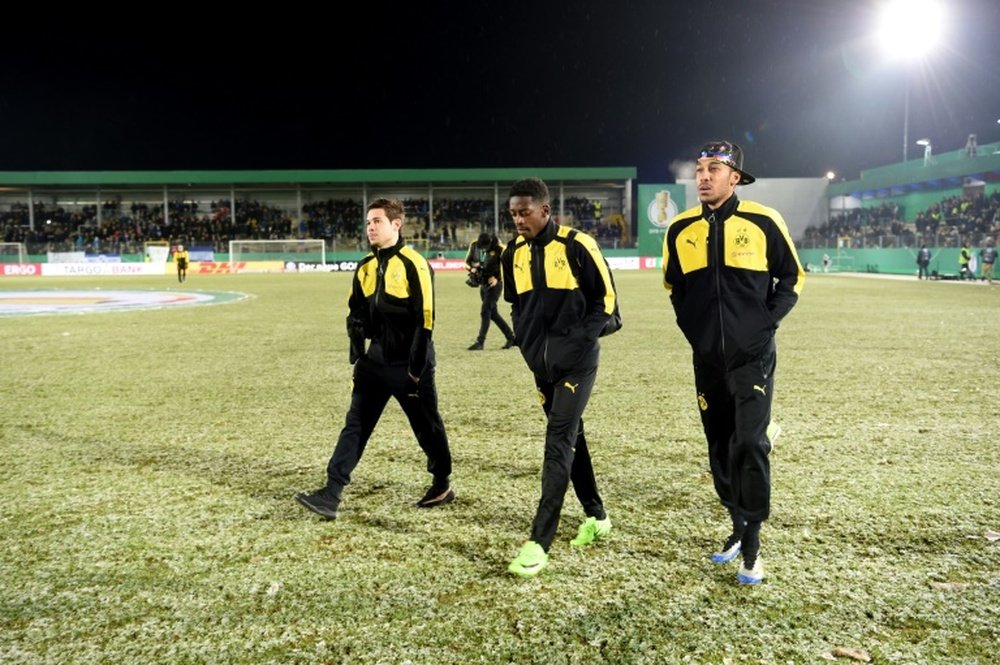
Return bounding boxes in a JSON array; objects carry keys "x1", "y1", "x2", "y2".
[
  {"x1": 694, "y1": 342, "x2": 775, "y2": 523},
  {"x1": 529, "y1": 364, "x2": 606, "y2": 550},
  {"x1": 326, "y1": 357, "x2": 452, "y2": 491},
  {"x1": 476, "y1": 282, "x2": 514, "y2": 344}
]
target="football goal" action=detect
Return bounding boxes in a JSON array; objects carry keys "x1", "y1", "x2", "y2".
[
  {"x1": 0, "y1": 242, "x2": 27, "y2": 264},
  {"x1": 143, "y1": 240, "x2": 172, "y2": 264},
  {"x1": 228, "y1": 239, "x2": 326, "y2": 273}
]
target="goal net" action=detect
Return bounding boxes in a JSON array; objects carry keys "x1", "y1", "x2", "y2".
[
  {"x1": 0, "y1": 242, "x2": 27, "y2": 264},
  {"x1": 228, "y1": 239, "x2": 327, "y2": 273},
  {"x1": 143, "y1": 240, "x2": 171, "y2": 264}
]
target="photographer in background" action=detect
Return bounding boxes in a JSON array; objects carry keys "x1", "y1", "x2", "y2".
[{"x1": 465, "y1": 232, "x2": 516, "y2": 351}]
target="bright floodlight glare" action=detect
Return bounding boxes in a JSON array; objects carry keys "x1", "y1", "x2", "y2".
[
  {"x1": 878, "y1": 0, "x2": 944, "y2": 60},
  {"x1": 916, "y1": 139, "x2": 931, "y2": 146},
  {"x1": 826, "y1": 171, "x2": 836, "y2": 180}
]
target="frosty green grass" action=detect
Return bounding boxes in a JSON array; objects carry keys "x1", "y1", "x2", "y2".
[{"x1": 1, "y1": 272, "x2": 997, "y2": 664}]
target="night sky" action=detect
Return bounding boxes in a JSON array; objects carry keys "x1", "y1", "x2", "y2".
[{"x1": 2, "y1": 1, "x2": 998, "y2": 184}]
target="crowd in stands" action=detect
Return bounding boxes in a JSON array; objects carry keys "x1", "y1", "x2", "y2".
[
  {"x1": 8, "y1": 185, "x2": 1000, "y2": 257},
  {"x1": 1, "y1": 193, "x2": 624, "y2": 256},
  {"x1": 0, "y1": 199, "x2": 295, "y2": 256},
  {"x1": 801, "y1": 191, "x2": 1000, "y2": 249}
]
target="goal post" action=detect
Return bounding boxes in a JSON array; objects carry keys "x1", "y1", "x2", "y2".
[
  {"x1": 228, "y1": 239, "x2": 327, "y2": 273},
  {"x1": 0, "y1": 242, "x2": 27, "y2": 264},
  {"x1": 143, "y1": 240, "x2": 171, "y2": 264}
]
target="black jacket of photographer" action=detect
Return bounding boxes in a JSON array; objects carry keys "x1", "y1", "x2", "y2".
[{"x1": 465, "y1": 236, "x2": 503, "y2": 287}]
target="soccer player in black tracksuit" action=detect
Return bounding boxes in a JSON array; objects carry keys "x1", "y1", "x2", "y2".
[
  {"x1": 663, "y1": 141, "x2": 804, "y2": 585},
  {"x1": 464, "y1": 232, "x2": 516, "y2": 350},
  {"x1": 501, "y1": 177, "x2": 621, "y2": 578},
  {"x1": 295, "y1": 197, "x2": 455, "y2": 520}
]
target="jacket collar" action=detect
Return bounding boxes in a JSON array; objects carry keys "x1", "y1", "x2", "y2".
[
  {"x1": 373, "y1": 235, "x2": 406, "y2": 261},
  {"x1": 702, "y1": 193, "x2": 739, "y2": 223},
  {"x1": 528, "y1": 219, "x2": 559, "y2": 246}
]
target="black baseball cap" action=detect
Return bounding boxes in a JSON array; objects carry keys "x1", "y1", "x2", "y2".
[{"x1": 698, "y1": 140, "x2": 756, "y2": 185}]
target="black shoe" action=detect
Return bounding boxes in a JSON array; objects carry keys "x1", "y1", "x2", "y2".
[
  {"x1": 416, "y1": 484, "x2": 455, "y2": 508},
  {"x1": 295, "y1": 488, "x2": 340, "y2": 520},
  {"x1": 467, "y1": 341, "x2": 484, "y2": 351},
  {"x1": 502, "y1": 338, "x2": 517, "y2": 349}
]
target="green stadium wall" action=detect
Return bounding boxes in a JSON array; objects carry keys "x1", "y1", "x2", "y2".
[
  {"x1": 797, "y1": 247, "x2": 983, "y2": 277},
  {"x1": 13, "y1": 247, "x2": 979, "y2": 279}
]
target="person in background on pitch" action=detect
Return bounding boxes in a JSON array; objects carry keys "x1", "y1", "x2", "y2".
[
  {"x1": 174, "y1": 244, "x2": 189, "y2": 283},
  {"x1": 979, "y1": 237, "x2": 996, "y2": 285},
  {"x1": 662, "y1": 141, "x2": 804, "y2": 585},
  {"x1": 465, "y1": 232, "x2": 516, "y2": 350},
  {"x1": 916, "y1": 244, "x2": 932, "y2": 280},
  {"x1": 501, "y1": 176, "x2": 621, "y2": 578},
  {"x1": 295, "y1": 197, "x2": 455, "y2": 520},
  {"x1": 959, "y1": 241, "x2": 974, "y2": 280}
]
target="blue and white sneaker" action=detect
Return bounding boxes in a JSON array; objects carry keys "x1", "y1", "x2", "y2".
[
  {"x1": 711, "y1": 537, "x2": 742, "y2": 564},
  {"x1": 737, "y1": 557, "x2": 764, "y2": 584}
]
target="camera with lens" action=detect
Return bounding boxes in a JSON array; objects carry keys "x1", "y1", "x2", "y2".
[{"x1": 465, "y1": 267, "x2": 483, "y2": 288}]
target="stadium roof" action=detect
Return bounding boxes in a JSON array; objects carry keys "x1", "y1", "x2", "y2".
[
  {"x1": 828, "y1": 141, "x2": 1000, "y2": 199},
  {"x1": 0, "y1": 167, "x2": 636, "y2": 188}
]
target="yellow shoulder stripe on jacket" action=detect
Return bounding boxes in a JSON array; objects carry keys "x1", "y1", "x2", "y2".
[
  {"x1": 738, "y1": 201, "x2": 805, "y2": 295},
  {"x1": 662, "y1": 205, "x2": 704, "y2": 292},
  {"x1": 400, "y1": 246, "x2": 435, "y2": 330},
  {"x1": 565, "y1": 227, "x2": 617, "y2": 315},
  {"x1": 357, "y1": 255, "x2": 378, "y2": 297}
]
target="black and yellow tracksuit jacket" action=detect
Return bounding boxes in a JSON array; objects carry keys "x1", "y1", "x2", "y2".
[
  {"x1": 347, "y1": 236, "x2": 436, "y2": 377},
  {"x1": 501, "y1": 221, "x2": 617, "y2": 381},
  {"x1": 662, "y1": 194, "x2": 804, "y2": 369}
]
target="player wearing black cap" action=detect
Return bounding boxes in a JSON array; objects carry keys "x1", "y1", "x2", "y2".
[{"x1": 662, "y1": 141, "x2": 804, "y2": 585}]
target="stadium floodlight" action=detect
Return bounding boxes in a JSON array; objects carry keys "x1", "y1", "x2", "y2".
[
  {"x1": 916, "y1": 139, "x2": 932, "y2": 166},
  {"x1": 877, "y1": 0, "x2": 945, "y2": 163},
  {"x1": 826, "y1": 171, "x2": 836, "y2": 181},
  {"x1": 877, "y1": 0, "x2": 943, "y2": 60}
]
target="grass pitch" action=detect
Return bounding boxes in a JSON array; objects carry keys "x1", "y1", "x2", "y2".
[{"x1": 1, "y1": 271, "x2": 997, "y2": 664}]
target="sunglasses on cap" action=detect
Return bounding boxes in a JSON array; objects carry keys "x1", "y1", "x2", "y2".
[
  {"x1": 699, "y1": 142, "x2": 739, "y2": 168},
  {"x1": 697, "y1": 140, "x2": 755, "y2": 184}
]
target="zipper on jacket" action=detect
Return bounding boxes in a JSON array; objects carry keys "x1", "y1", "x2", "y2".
[
  {"x1": 530, "y1": 241, "x2": 551, "y2": 379},
  {"x1": 374, "y1": 247, "x2": 384, "y2": 309},
  {"x1": 709, "y1": 212, "x2": 726, "y2": 363}
]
